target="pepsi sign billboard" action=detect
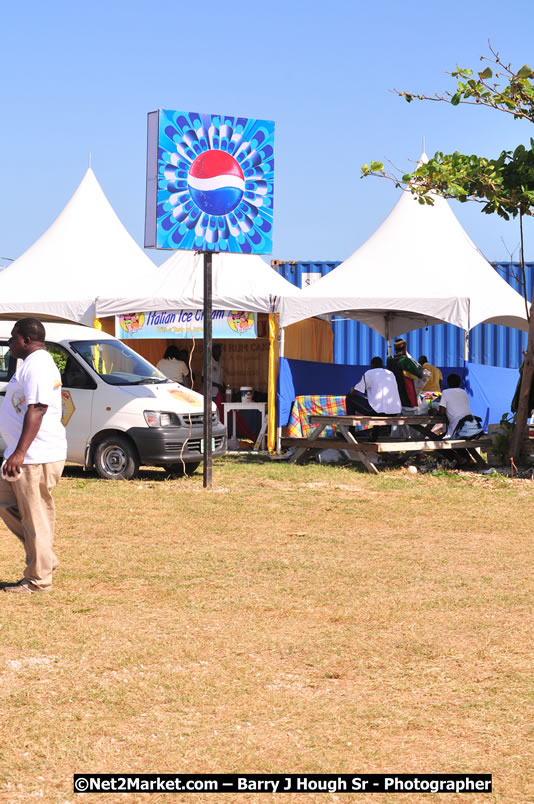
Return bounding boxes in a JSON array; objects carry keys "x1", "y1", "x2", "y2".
[{"x1": 145, "y1": 110, "x2": 274, "y2": 254}]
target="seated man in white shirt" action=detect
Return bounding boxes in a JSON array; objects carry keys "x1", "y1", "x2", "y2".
[
  {"x1": 438, "y1": 373, "x2": 473, "y2": 438},
  {"x1": 346, "y1": 357, "x2": 402, "y2": 417},
  {"x1": 346, "y1": 357, "x2": 402, "y2": 439}
]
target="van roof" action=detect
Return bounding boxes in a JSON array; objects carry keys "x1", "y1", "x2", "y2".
[{"x1": 0, "y1": 319, "x2": 116, "y2": 342}]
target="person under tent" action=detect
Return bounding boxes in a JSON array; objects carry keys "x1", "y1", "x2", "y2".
[
  {"x1": 346, "y1": 356, "x2": 401, "y2": 417},
  {"x1": 157, "y1": 345, "x2": 190, "y2": 386},
  {"x1": 419, "y1": 355, "x2": 442, "y2": 393},
  {"x1": 346, "y1": 357, "x2": 402, "y2": 440},
  {"x1": 204, "y1": 343, "x2": 225, "y2": 422},
  {"x1": 439, "y1": 373, "x2": 481, "y2": 439},
  {"x1": 386, "y1": 338, "x2": 424, "y2": 413}
]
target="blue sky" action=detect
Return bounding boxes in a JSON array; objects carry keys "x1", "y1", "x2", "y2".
[{"x1": 1, "y1": 0, "x2": 533, "y2": 267}]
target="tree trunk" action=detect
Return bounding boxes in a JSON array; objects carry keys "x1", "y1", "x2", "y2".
[
  {"x1": 509, "y1": 215, "x2": 532, "y2": 465},
  {"x1": 509, "y1": 321, "x2": 534, "y2": 464}
]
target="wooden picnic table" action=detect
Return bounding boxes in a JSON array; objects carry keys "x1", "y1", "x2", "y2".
[{"x1": 282, "y1": 414, "x2": 489, "y2": 474}]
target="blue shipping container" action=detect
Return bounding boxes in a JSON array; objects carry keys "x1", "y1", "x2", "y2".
[{"x1": 272, "y1": 260, "x2": 533, "y2": 369}]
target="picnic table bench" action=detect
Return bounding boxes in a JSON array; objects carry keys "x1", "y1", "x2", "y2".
[{"x1": 282, "y1": 414, "x2": 489, "y2": 474}]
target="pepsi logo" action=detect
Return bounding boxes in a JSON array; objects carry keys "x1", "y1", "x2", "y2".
[{"x1": 187, "y1": 150, "x2": 245, "y2": 216}]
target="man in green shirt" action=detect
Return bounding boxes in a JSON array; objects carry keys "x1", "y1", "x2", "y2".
[{"x1": 386, "y1": 338, "x2": 424, "y2": 411}]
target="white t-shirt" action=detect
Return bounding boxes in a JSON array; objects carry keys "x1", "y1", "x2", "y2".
[
  {"x1": 355, "y1": 368, "x2": 402, "y2": 414},
  {"x1": 439, "y1": 387, "x2": 472, "y2": 437},
  {"x1": 156, "y1": 358, "x2": 189, "y2": 384},
  {"x1": 0, "y1": 350, "x2": 67, "y2": 464},
  {"x1": 211, "y1": 358, "x2": 224, "y2": 398}
]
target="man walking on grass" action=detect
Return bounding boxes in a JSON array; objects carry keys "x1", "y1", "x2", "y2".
[{"x1": 0, "y1": 318, "x2": 67, "y2": 594}]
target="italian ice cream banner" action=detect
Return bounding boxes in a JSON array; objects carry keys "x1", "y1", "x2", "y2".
[
  {"x1": 117, "y1": 310, "x2": 257, "y2": 340},
  {"x1": 144, "y1": 109, "x2": 274, "y2": 254}
]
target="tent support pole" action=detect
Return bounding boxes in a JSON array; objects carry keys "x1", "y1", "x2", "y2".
[
  {"x1": 464, "y1": 302, "x2": 471, "y2": 365},
  {"x1": 276, "y1": 325, "x2": 285, "y2": 454},
  {"x1": 385, "y1": 313, "x2": 392, "y2": 357},
  {"x1": 202, "y1": 251, "x2": 213, "y2": 489}
]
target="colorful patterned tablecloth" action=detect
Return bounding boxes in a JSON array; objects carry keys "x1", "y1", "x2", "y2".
[{"x1": 286, "y1": 395, "x2": 346, "y2": 438}]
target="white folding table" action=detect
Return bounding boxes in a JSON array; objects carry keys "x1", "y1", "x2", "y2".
[{"x1": 223, "y1": 402, "x2": 267, "y2": 450}]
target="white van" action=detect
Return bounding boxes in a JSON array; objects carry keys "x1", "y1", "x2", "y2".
[{"x1": 0, "y1": 321, "x2": 226, "y2": 479}]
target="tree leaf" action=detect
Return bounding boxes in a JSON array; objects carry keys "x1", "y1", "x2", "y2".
[{"x1": 517, "y1": 64, "x2": 533, "y2": 79}]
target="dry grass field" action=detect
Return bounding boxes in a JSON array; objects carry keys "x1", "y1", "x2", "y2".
[{"x1": 0, "y1": 456, "x2": 532, "y2": 804}]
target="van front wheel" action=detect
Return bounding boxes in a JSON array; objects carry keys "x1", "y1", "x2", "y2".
[{"x1": 94, "y1": 436, "x2": 139, "y2": 480}]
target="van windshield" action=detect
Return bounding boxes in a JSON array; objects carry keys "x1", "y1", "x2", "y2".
[{"x1": 70, "y1": 340, "x2": 168, "y2": 386}]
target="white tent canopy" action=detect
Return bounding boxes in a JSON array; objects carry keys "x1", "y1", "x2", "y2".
[
  {"x1": 96, "y1": 249, "x2": 302, "y2": 317},
  {"x1": 0, "y1": 169, "x2": 157, "y2": 326},
  {"x1": 278, "y1": 154, "x2": 529, "y2": 338}
]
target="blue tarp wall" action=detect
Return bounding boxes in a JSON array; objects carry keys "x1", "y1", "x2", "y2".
[{"x1": 278, "y1": 358, "x2": 518, "y2": 429}]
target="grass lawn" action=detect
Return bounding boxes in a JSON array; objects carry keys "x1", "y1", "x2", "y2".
[{"x1": 0, "y1": 456, "x2": 532, "y2": 803}]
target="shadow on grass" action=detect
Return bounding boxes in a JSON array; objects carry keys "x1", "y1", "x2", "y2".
[
  {"x1": 61, "y1": 453, "x2": 274, "y2": 483},
  {"x1": 220, "y1": 451, "x2": 271, "y2": 466},
  {"x1": 64, "y1": 451, "x2": 486, "y2": 483},
  {"x1": 63, "y1": 452, "x2": 303, "y2": 483},
  {"x1": 63, "y1": 464, "x2": 169, "y2": 482}
]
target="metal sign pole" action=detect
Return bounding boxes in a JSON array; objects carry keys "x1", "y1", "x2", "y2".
[
  {"x1": 145, "y1": 110, "x2": 274, "y2": 487},
  {"x1": 202, "y1": 251, "x2": 213, "y2": 489}
]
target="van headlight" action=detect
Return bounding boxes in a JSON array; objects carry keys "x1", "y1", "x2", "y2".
[{"x1": 144, "y1": 411, "x2": 176, "y2": 428}]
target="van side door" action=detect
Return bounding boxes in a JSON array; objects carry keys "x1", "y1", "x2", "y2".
[
  {"x1": 0, "y1": 343, "x2": 16, "y2": 456},
  {"x1": 46, "y1": 343, "x2": 97, "y2": 465}
]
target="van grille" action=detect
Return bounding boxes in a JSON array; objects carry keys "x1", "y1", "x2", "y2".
[
  {"x1": 164, "y1": 435, "x2": 225, "y2": 455},
  {"x1": 165, "y1": 442, "x2": 184, "y2": 452},
  {"x1": 187, "y1": 436, "x2": 225, "y2": 455},
  {"x1": 181, "y1": 413, "x2": 203, "y2": 427},
  {"x1": 180, "y1": 411, "x2": 219, "y2": 427}
]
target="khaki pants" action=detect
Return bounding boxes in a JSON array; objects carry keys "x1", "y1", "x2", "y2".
[{"x1": 0, "y1": 461, "x2": 64, "y2": 590}]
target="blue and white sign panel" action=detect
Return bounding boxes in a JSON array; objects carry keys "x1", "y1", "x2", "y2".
[
  {"x1": 117, "y1": 310, "x2": 257, "y2": 340},
  {"x1": 145, "y1": 110, "x2": 274, "y2": 254}
]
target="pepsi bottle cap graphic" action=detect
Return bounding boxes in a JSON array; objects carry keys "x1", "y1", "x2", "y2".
[{"x1": 187, "y1": 150, "x2": 245, "y2": 216}]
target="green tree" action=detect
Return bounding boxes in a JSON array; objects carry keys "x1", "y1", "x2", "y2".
[{"x1": 362, "y1": 46, "x2": 534, "y2": 463}]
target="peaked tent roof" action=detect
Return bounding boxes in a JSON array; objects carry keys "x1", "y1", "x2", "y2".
[
  {"x1": 278, "y1": 154, "x2": 528, "y2": 338},
  {"x1": 0, "y1": 169, "x2": 157, "y2": 325},
  {"x1": 96, "y1": 249, "x2": 303, "y2": 317}
]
